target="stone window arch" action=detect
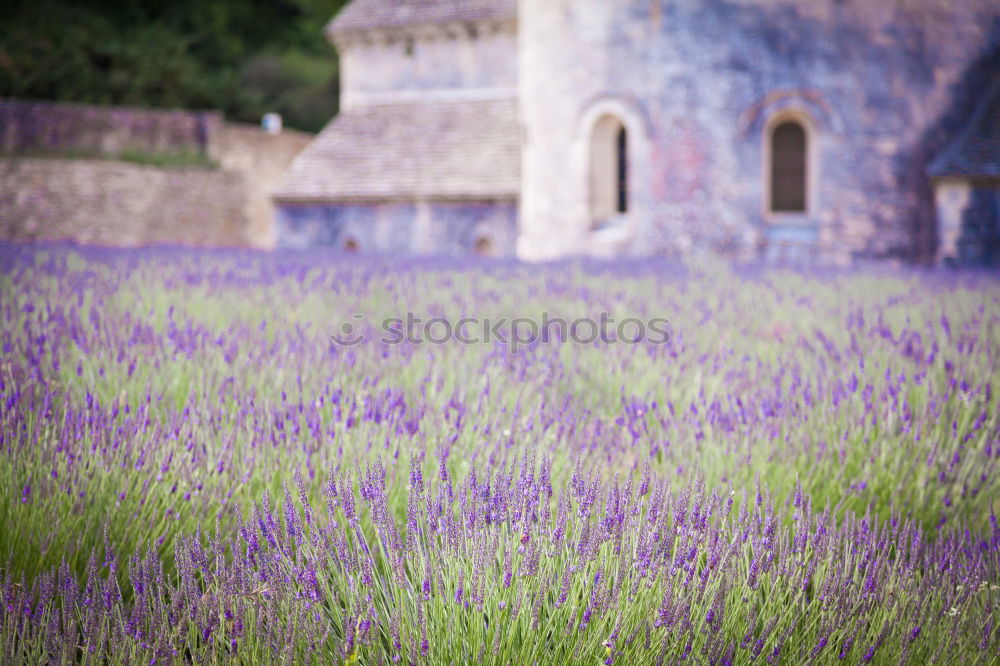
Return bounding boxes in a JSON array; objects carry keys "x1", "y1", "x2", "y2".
[
  {"x1": 573, "y1": 95, "x2": 651, "y2": 249},
  {"x1": 589, "y1": 114, "x2": 629, "y2": 226},
  {"x1": 764, "y1": 111, "x2": 816, "y2": 216}
]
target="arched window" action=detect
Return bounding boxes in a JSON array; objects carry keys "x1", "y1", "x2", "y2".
[
  {"x1": 590, "y1": 115, "x2": 628, "y2": 226},
  {"x1": 769, "y1": 120, "x2": 807, "y2": 213}
]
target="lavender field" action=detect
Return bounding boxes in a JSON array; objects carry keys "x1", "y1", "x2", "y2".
[{"x1": 1, "y1": 244, "x2": 998, "y2": 665}]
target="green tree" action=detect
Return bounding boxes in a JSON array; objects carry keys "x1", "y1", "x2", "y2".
[{"x1": 0, "y1": 0, "x2": 349, "y2": 132}]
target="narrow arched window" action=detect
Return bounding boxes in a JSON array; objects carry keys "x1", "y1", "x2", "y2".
[
  {"x1": 590, "y1": 115, "x2": 628, "y2": 226},
  {"x1": 770, "y1": 120, "x2": 807, "y2": 213}
]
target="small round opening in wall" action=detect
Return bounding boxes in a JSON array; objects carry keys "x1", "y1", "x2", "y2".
[
  {"x1": 474, "y1": 236, "x2": 494, "y2": 256},
  {"x1": 343, "y1": 238, "x2": 359, "y2": 253}
]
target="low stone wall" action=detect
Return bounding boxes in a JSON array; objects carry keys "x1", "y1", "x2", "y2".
[
  {"x1": 0, "y1": 158, "x2": 247, "y2": 247},
  {"x1": 0, "y1": 101, "x2": 311, "y2": 249}
]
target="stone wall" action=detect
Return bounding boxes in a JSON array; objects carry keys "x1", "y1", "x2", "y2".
[
  {"x1": 518, "y1": 0, "x2": 1000, "y2": 264},
  {"x1": 0, "y1": 101, "x2": 310, "y2": 249},
  {"x1": 275, "y1": 200, "x2": 518, "y2": 256},
  {"x1": 0, "y1": 99, "x2": 222, "y2": 158},
  {"x1": 0, "y1": 158, "x2": 246, "y2": 246},
  {"x1": 215, "y1": 124, "x2": 313, "y2": 248}
]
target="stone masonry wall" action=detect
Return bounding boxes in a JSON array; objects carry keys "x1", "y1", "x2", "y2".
[
  {"x1": 0, "y1": 99, "x2": 222, "y2": 158},
  {"x1": 0, "y1": 158, "x2": 246, "y2": 246},
  {"x1": 216, "y1": 124, "x2": 313, "y2": 248},
  {"x1": 0, "y1": 102, "x2": 310, "y2": 249}
]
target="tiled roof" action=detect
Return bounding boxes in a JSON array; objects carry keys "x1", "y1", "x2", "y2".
[
  {"x1": 328, "y1": 0, "x2": 516, "y2": 35},
  {"x1": 272, "y1": 98, "x2": 520, "y2": 202},
  {"x1": 929, "y1": 79, "x2": 1000, "y2": 179}
]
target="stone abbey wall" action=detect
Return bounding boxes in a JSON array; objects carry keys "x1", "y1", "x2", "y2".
[{"x1": 518, "y1": 0, "x2": 1000, "y2": 263}]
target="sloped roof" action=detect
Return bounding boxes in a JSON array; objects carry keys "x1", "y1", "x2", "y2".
[
  {"x1": 928, "y1": 79, "x2": 1000, "y2": 180},
  {"x1": 272, "y1": 98, "x2": 520, "y2": 202},
  {"x1": 328, "y1": 0, "x2": 516, "y2": 35}
]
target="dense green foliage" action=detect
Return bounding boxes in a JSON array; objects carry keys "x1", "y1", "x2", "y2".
[{"x1": 0, "y1": 0, "x2": 349, "y2": 131}]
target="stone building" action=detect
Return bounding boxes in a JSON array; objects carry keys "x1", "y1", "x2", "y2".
[
  {"x1": 273, "y1": 0, "x2": 1000, "y2": 265},
  {"x1": 272, "y1": 1, "x2": 520, "y2": 256}
]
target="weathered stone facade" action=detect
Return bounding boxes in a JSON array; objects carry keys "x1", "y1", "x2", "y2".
[
  {"x1": 519, "y1": 0, "x2": 1000, "y2": 265},
  {"x1": 278, "y1": 0, "x2": 1000, "y2": 264}
]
